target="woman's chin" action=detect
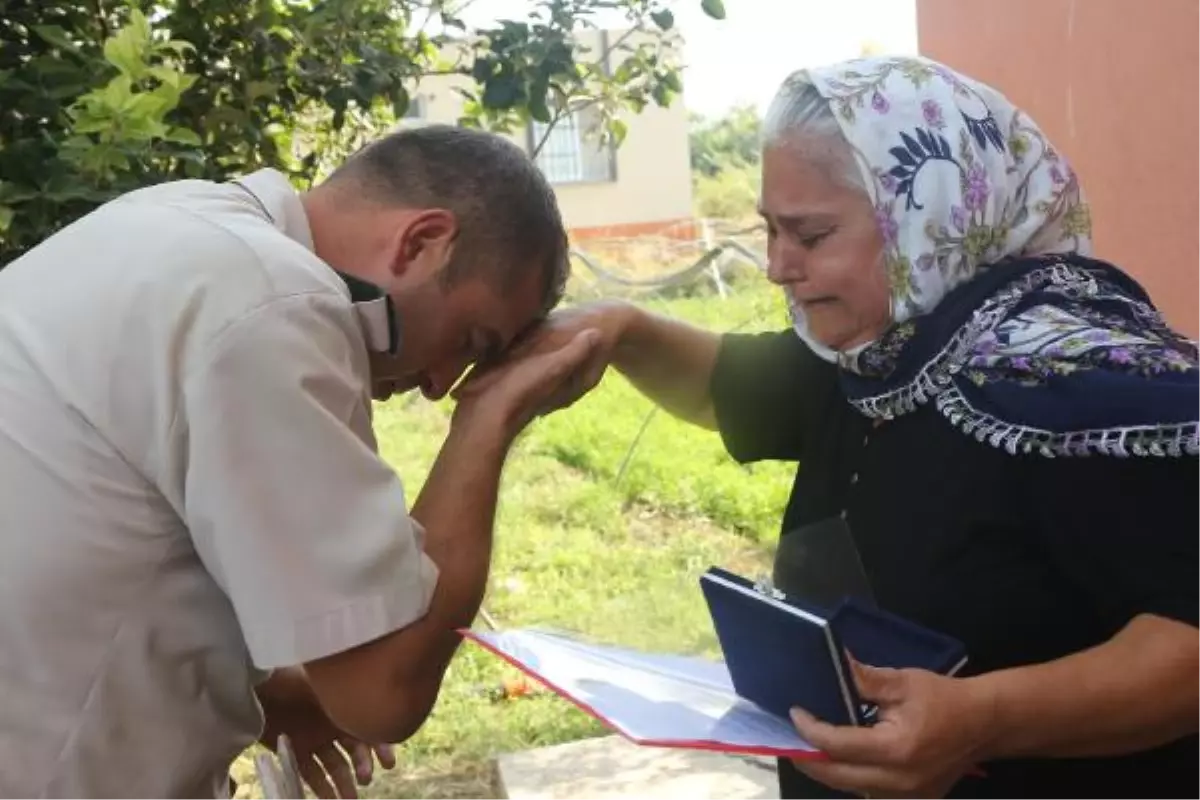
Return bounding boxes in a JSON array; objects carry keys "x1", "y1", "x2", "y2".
[
  {"x1": 806, "y1": 326, "x2": 857, "y2": 353},
  {"x1": 808, "y1": 317, "x2": 889, "y2": 352}
]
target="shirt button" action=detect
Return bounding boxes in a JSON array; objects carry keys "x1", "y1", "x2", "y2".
[
  {"x1": 840, "y1": 509, "x2": 848, "y2": 520},
  {"x1": 850, "y1": 473, "x2": 859, "y2": 485},
  {"x1": 862, "y1": 435, "x2": 870, "y2": 446}
]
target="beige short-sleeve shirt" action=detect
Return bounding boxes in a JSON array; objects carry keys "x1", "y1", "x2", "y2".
[{"x1": 0, "y1": 170, "x2": 438, "y2": 797}]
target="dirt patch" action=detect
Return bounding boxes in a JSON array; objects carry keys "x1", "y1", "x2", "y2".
[{"x1": 366, "y1": 761, "x2": 501, "y2": 799}]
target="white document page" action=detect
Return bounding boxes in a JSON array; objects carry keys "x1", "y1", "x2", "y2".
[{"x1": 466, "y1": 628, "x2": 820, "y2": 758}]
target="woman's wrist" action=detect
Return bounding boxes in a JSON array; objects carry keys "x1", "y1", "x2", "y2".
[
  {"x1": 959, "y1": 670, "x2": 1007, "y2": 762},
  {"x1": 609, "y1": 300, "x2": 647, "y2": 366},
  {"x1": 964, "y1": 660, "x2": 1115, "y2": 763}
]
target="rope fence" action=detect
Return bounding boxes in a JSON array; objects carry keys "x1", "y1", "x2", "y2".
[{"x1": 567, "y1": 220, "x2": 767, "y2": 299}]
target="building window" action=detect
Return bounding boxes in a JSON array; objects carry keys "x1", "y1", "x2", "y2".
[
  {"x1": 529, "y1": 107, "x2": 615, "y2": 185},
  {"x1": 402, "y1": 96, "x2": 424, "y2": 119}
]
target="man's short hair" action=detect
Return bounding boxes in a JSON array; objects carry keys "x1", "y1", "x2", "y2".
[{"x1": 326, "y1": 124, "x2": 569, "y2": 315}]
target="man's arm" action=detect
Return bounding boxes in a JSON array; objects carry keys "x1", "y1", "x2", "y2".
[
  {"x1": 179, "y1": 291, "x2": 602, "y2": 746},
  {"x1": 302, "y1": 329, "x2": 603, "y2": 743},
  {"x1": 302, "y1": 411, "x2": 507, "y2": 742}
]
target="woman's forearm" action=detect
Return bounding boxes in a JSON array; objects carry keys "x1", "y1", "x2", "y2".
[
  {"x1": 971, "y1": 614, "x2": 1198, "y2": 761},
  {"x1": 612, "y1": 305, "x2": 722, "y2": 429}
]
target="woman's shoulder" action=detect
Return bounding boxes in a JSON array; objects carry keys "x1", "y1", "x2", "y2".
[
  {"x1": 993, "y1": 251, "x2": 1161, "y2": 309},
  {"x1": 716, "y1": 328, "x2": 842, "y2": 390},
  {"x1": 711, "y1": 328, "x2": 850, "y2": 463}
]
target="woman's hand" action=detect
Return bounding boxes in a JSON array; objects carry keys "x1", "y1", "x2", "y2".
[
  {"x1": 450, "y1": 326, "x2": 607, "y2": 437},
  {"x1": 790, "y1": 659, "x2": 994, "y2": 798},
  {"x1": 455, "y1": 298, "x2": 724, "y2": 429},
  {"x1": 451, "y1": 300, "x2": 634, "y2": 411}
]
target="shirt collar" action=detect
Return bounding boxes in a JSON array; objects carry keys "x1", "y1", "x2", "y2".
[{"x1": 231, "y1": 169, "x2": 400, "y2": 355}]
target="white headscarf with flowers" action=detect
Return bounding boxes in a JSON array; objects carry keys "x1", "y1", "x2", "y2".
[
  {"x1": 781, "y1": 55, "x2": 1093, "y2": 345},
  {"x1": 772, "y1": 56, "x2": 1198, "y2": 459}
]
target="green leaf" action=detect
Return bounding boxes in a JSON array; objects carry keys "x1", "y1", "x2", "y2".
[
  {"x1": 391, "y1": 86, "x2": 411, "y2": 118},
  {"x1": 528, "y1": 94, "x2": 552, "y2": 124},
  {"x1": 243, "y1": 79, "x2": 277, "y2": 103},
  {"x1": 701, "y1": 0, "x2": 727, "y2": 20},
  {"x1": 121, "y1": 115, "x2": 169, "y2": 141},
  {"x1": 129, "y1": 8, "x2": 151, "y2": 38},
  {"x1": 99, "y1": 76, "x2": 135, "y2": 111},
  {"x1": 127, "y1": 93, "x2": 171, "y2": 119},
  {"x1": 104, "y1": 33, "x2": 145, "y2": 80},
  {"x1": 608, "y1": 118, "x2": 628, "y2": 147},
  {"x1": 471, "y1": 57, "x2": 495, "y2": 83},
  {"x1": 0, "y1": 183, "x2": 38, "y2": 204},
  {"x1": 528, "y1": 74, "x2": 552, "y2": 123},
  {"x1": 481, "y1": 74, "x2": 524, "y2": 110},
  {"x1": 166, "y1": 127, "x2": 202, "y2": 146},
  {"x1": 87, "y1": 146, "x2": 129, "y2": 181},
  {"x1": 147, "y1": 66, "x2": 197, "y2": 95},
  {"x1": 155, "y1": 40, "x2": 196, "y2": 57},
  {"x1": 174, "y1": 150, "x2": 208, "y2": 167},
  {"x1": 43, "y1": 174, "x2": 109, "y2": 203},
  {"x1": 71, "y1": 117, "x2": 111, "y2": 135},
  {"x1": 651, "y1": 82, "x2": 674, "y2": 107},
  {"x1": 0, "y1": 205, "x2": 14, "y2": 233},
  {"x1": 32, "y1": 26, "x2": 81, "y2": 55},
  {"x1": 0, "y1": 0, "x2": 701, "y2": 262}
]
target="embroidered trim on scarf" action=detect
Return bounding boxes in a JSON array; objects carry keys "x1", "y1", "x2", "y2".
[{"x1": 847, "y1": 261, "x2": 1200, "y2": 458}]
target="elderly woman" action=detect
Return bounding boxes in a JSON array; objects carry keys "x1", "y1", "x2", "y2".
[{"x1": 463, "y1": 56, "x2": 1198, "y2": 797}]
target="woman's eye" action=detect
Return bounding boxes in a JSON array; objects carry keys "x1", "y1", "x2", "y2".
[{"x1": 799, "y1": 229, "x2": 833, "y2": 249}]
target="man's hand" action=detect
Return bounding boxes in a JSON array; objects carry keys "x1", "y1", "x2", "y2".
[
  {"x1": 453, "y1": 301, "x2": 632, "y2": 407},
  {"x1": 453, "y1": 325, "x2": 608, "y2": 436},
  {"x1": 789, "y1": 659, "x2": 993, "y2": 798},
  {"x1": 258, "y1": 669, "x2": 397, "y2": 799}
]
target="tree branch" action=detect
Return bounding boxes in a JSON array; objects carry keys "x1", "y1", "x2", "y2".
[{"x1": 528, "y1": 19, "x2": 651, "y2": 158}]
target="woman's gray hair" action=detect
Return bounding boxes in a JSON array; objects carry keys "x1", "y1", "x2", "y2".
[{"x1": 762, "y1": 72, "x2": 867, "y2": 193}]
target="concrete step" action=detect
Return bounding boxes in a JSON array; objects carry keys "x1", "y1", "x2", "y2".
[{"x1": 496, "y1": 735, "x2": 780, "y2": 799}]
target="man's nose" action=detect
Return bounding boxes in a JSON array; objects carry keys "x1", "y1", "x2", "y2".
[{"x1": 422, "y1": 360, "x2": 470, "y2": 401}]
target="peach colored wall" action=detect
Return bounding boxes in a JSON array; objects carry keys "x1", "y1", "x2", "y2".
[{"x1": 917, "y1": 0, "x2": 1199, "y2": 336}]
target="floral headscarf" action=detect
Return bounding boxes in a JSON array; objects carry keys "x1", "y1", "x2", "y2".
[{"x1": 782, "y1": 56, "x2": 1198, "y2": 458}]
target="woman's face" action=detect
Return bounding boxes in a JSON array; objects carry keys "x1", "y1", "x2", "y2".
[{"x1": 760, "y1": 141, "x2": 891, "y2": 352}]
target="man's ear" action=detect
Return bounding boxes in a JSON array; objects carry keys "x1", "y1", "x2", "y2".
[{"x1": 388, "y1": 208, "x2": 458, "y2": 283}]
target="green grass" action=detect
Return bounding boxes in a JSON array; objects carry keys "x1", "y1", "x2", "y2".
[{"x1": 232, "y1": 280, "x2": 795, "y2": 799}]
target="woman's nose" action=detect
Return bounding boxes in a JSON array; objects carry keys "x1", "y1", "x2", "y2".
[{"x1": 766, "y1": 244, "x2": 804, "y2": 286}]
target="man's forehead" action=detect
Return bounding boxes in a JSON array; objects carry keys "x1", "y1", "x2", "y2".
[
  {"x1": 498, "y1": 271, "x2": 550, "y2": 334},
  {"x1": 446, "y1": 263, "x2": 548, "y2": 346}
]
